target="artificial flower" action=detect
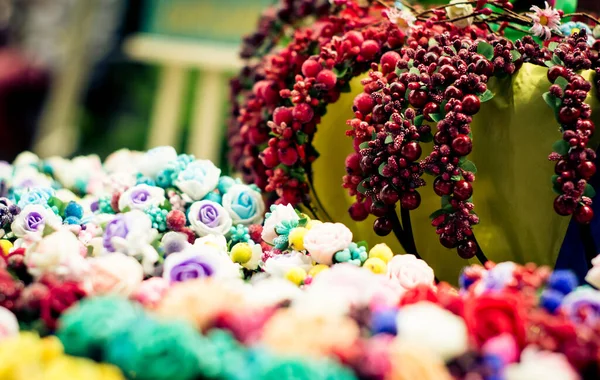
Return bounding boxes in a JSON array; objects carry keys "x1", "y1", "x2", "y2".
[
  {"x1": 162, "y1": 245, "x2": 241, "y2": 283},
  {"x1": 87, "y1": 253, "x2": 144, "y2": 297},
  {"x1": 584, "y1": 255, "x2": 600, "y2": 289},
  {"x1": 0, "y1": 306, "x2": 18, "y2": 340},
  {"x1": 263, "y1": 250, "x2": 312, "y2": 277},
  {"x1": 137, "y1": 146, "x2": 178, "y2": 178},
  {"x1": 384, "y1": 7, "x2": 416, "y2": 31},
  {"x1": 11, "y1": 204, "x2": 60, "y2": 238},
  {"x1": 261, "y1": 204, "x2": 299, "y2": 244},
  {"x1": 396, "y1": 302, "x2": 468, "y2": 361},
  {"x1": 303, "y1": 222, "x2": 352, "y2": 265},
  {"x1": 387, "y1": 254, "x2": 435, "y2": 293},
  {"x1": 193, "y1": 233, "x2": 228, "y2": 252},
  {"x1": 187, "y1": 200, "x2": 232, "y2": 237},
  {"x1": 161, "y1": 231, "x2": 191, "y2": 255},
  {"x1": 221, "y1": 184, "x2": 265, "y2": 225},
  {"x1": 559, "y1": 21, "x2": 594, "y2": 45},
  {"x1": 528, "y1": 1, "x2": 561, "y2": 40},
  {"x1": 15, "y1": 187, "x2": 54, "y2": 209},
  {"x1": 387, "y1": 341, "x2": 453, "y2": 380},
  {"x1": 118, "y1": 183, "x2": 166, "y2": 211},
  {"x1": 174, "y1": 159, "x2": 221, "y2": 201},
  {"x1": 505, "y1": 347, "x2": 580, "y2": 380},
  {"x1": 446, "y1": 0, "x2": 474, "y2": 28}
]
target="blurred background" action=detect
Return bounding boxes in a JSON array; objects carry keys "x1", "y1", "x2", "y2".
[{"x1": 1, "y1": 0, "x2": 599, "y2": 169}]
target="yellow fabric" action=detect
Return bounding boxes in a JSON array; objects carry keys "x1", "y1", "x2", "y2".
[{"x1": 306, "y1": 63, "x2": 600, "y2": 282}]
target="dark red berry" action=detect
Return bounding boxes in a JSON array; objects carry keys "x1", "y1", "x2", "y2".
[
  {"x1": 292, "y1": 103, "x2": 314, "y2": 123},
  {"x1": 353, "y1": 93, "x2": 375, "y2": 114},
  {"x1": 423, "y1": 102, "x2": 440, "y2": 122},
  {"x1": 451, "y1": 134, "x2": 473, "y2": 156},
  {"x1": 316, "y1": 70, "x2": 337, "y2": 90},
  {"x1": 577, "y1": 161, "x2": 596, "y2": 179},
  {"x1": 453, "y1": 180, "x2": 473, "y2": 201},
  {"x1": 380, "y1": 51, "x2": 401, "y2": 74},
  {"x1": 457, "y1": 240, "x2": 477, "y2": 259},
  {"x1": 440, "y1": 233, "x2": 457, "y2": 248},
  {"x1": 278, "y1": 147, "x2": 298, "y2": 166},
  {"x1": 408, "y1": 90, "x2": 428, "y2": 108},
  {"x1": 260, "y1": 147, "x2": 279, "y2": 168},
  {"x1": 345, "y1": 31, "x2": 364, "y2": 46},
  {"x1": 400, "y1": 192, "x2": 421, "y2": 210},
  {"x1": 301, "y1": 59, "x2": 322, "y2": 78},
  {"x1": 579, "y1": 119, "x2": 595, "y2": 134},
  {"x1": 433, "y1": 177, "x2": 454, "y2": 196},
  {"x1": 558, "y1": 107, "x2": 581, "y2": 125},
  {"x1": 373, "y1": 217, "x2": 393, "y2": 236},
  {"x1": 370, "y1": 202, "x2": 389, "y2": 217},
  {"x1": 380, "y1": 185, "x2": 400, "y2": 205},
  {"x1": 462, "y1": 95, "x2": 481, "y2": 115},
  {"x1": 445, "y1": 86, "x2": 463, "y2": 100},
  {"x1": 349, "y1": 202, "x2": 369, "y2": 221},
  {"x1": 401, "y1": 141, "x2": 422, "y2": 161},
  {"x1": 574, "y1": 205, "x2": 594, "y2": 224},
  {"x1": 554, "y1": 195, "x2": 575, "y2": 216},
  {"x1": 547, "y1": 66, "x2": 568, "y2": 83},
  {"x1": 360, "y1": 40, "x2": 380, "y2": 60},
  {"x1": 273, "y1": 107, "x2": 293, "y2": 126}
]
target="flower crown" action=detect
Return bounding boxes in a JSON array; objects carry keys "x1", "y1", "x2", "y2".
[{"x1": 228, "y1": 0, "x2": 600, "y2": 267}]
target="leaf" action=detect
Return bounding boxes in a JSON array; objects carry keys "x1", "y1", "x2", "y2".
[
  {"x1": 296, "y1": 131, "x2": 308, "y2": 145},
  {"x1": 429, "y1": 209, "x2": 450, "y2": 220},
  {"x1": 552, "y1": 54, "x2": 564, "y2": 66},
  {"x1": 333, "y1": 65, "x2": 348, "y2": 78},
  {"x1": 384, "y1": 134, "x2": 394, "y2": 144},
  {"x1": 430, "y1": 113, "x2": 442, "y2": 122},
  {"x1": 414, "y1": 115, "x2": 424, "y2": 126},
  {"x1": 420, "y1": 132, "x2": 433, "y2": 143},
  {"x1": 544, "y1": 60, "x2": 555, "y2": 68},
  {"x1": 543, "y1": 92, "x2": 561, "y2": 112},
  {"x1": 510, "y1": 50, "x2": 522, "y2": 62},
  {"x1": 584, "y1": 184, "x2": 596, "y2": 198},
  {"x1": 409, "y1": 67, "x2": 420, "y2": 75},
  {"x1": 359, "y1": 141, "x2": 370, "y2": 149},
  {"x1": 356, "y1": 240, "x2": 369, "y2": 250},
  {"x1": 460, "y1": 160, "x2": 478, "y2": 174},
  {"x1": 476, "y1": 41, "x2": 494, "y2": 60},
  {"x1": 552, "y1": 139, "x2": 570, "y2": 155},
  {"x1": 548, "y1": 41, "x2": 559, "y2": 52},
  {"x1": 428, "y1": 38, "x2": 438, "y2": 47},
  {"x1": 441, "y1": 195, "x2": 451, "y2": 208},
  {"x1": 357, "y1": 179, "x2": 368, "y2": 194},
  {"x1": 451, "y1": 174, "x2": 462, "y2": 181},
  {"x1": 555, "y1": 76, "x2": 569, "y2": 91},
  {"x1": 479, "y1": 89, "x2": 494, "y2": 103},
  {"x1": 408, "y1": 59, "x2": 414, "y2": 68},
  {"x1": 378, "y1": 162, "x2": 387, "y2": 176}
]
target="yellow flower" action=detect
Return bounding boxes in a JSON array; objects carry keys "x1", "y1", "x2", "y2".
[
  {"x1": 288, "y1": 227, "x2": 308, "y2": 251},
  {"x1": 363, "y1": 257, "x2": 387, "y2": 274},
  {"x1": 369, "y1": 243, "x2": 394, "y2": 263},
  {"x1": 230, "y1": 242, "x2": 253, "y2": 264},
  {"x1": 285, "y1": 267, "x2": 307, "y2": 286},
  {"x1": 0, "y1": 240, "x2": 12, "y2": 256},
  {"x1": 308, "y1": 264, "x2": 329, "y2": 278}
]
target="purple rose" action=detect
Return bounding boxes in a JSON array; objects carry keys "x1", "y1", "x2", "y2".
[
  {"x1": 188, "y1": 200, "x2": 232, "y2": 236},
  {"x1": 103, "y1": 216, "x2": 129, "y2": 252},
  {"x1": 118, "y1": 184, "x2": 165, "y2": 211},
  {"x1": 131, "y1": 188, "x2": 150, "y2": 205},
  {"x1": 198, "y1": 203, "x2": 219, "y2": 227},
  {"x1": 162, "y1": 249, "x2": 216, "y2": 283},
  {"x1": 25, "y1": 211, "x2": 44, "y2": 231}
]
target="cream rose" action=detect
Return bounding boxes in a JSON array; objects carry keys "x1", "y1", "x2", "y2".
[
  {"x1": 118, "y1": 184, "x2": 166, "y2": 211},
  {"x1": 505, "y1": 347, "x2": 580, "y2": 380},
  {"x1": 263, "y1": 251, "x2": 313, "y2": 277},
  {"x1": 138, "y1": 146, "x2": 178, "y2": 178},
  {"x1": 261, "y1": 204, "x2": 299, "y2": 244},
  {"x1": 188, "y1": 200, "x2": 232, "y2": 236},
  {"x1": 446, "y1": 0, "x2": 474, "y2": 28},
  {"x1": 87, "y1": 253, "x2": 144, "y2": 297},
  {"x1": 387, "y1": 254, "x2": 435, "y2": 292},
  {"x1": 585, "y1": 255, "x2": 600, "y2": 289},
  {"x1": 303, "y1": 222, "x2": 352, "y2": 265},
  {"x1": 173, "y1": 159, "x2": 221, "y2": 201}
]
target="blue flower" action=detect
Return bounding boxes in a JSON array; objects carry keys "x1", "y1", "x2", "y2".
[
  {"x1": 560, "y1": 22, "x2": 594, "y2": 45},
  {"x1": 16, "y1": 187, "x2": 54, "y2": 209},
  {"x1": 222, "y1": 184, "x2": 265, "y2": 225}
]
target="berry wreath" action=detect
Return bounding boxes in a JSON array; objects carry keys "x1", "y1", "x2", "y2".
[{"x1": 228, "y1": 0, "x2": 600, "y2": 281}]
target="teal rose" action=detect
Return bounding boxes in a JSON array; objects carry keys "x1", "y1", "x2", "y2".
[{"x1": 221, "y1": 184, "x2": 264, "y2": 225}]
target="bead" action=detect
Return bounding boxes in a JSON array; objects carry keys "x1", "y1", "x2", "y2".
[
  {"x1": 373, "y1": 217, "x2": 393, "y2": 236},
  {"x1": 316, "y1": 70, "x2": 337, "y2": 90},
  {"x1": 308, "y1": 264, "x2": 329, "y2": 278},
  {"x1": 400, "y1": 192, "x2": 421, "y2": 210},
  {"x1": 461, "y1": 94, "x2": 480, "y2": 115},
  {"x1": 380, "y1": 185, "x2": 400, "y2": 205},
  {"x1": 301, "y1": 59, "x2": 322, "y2": 78},
  {"x1": 434, "y1": 177, "x2": 454, "y2": 196},
  {"x1": 363, "y1": 257, "x2": 387, "y2": 274},
  {"x1": 547, "y1": 270, "x2": 578, "y2": 295},
  {"x1": 353, "y1": 93, "x2": 375, "y2": 114},
  {"x1": 371, "y1": 308, "x2": 398, "y2": 335},
  {"x1": 0, "y1": 240, "x2": 12, "y2": 256},
  {"x1": 349, "y1": 202, "x2": 369, "y2": 221},
  {"x1": 423, "y1": 102, "x2": 440, "y2": 122},
  {"x1": 457, "y1": 240, "x2": 477, "y2": 259},
  {"x1": 547, "y1": 65, "x2": 568, "y2": 83},
  {"x1": 369, "y1": 243, "x2": 394, "y2": 263},
  {"x1": 230, "y1": 243, "x2": 253, "y2": 264},
  {"x1": 64, "y1": 202, "x2": 84, "y2": 219},
  {"x1": 574, "y1": 205, "x2": 594, "y2": 224},
  {"x1": 577, "y1": 161, "x2": 596, "y2": 179},
  {"x1": 440, "y1": 234, "x2": 457, "y2": 249},
  {"x1": 334, "y1": 249, "x2": 352, "y2": 263},
  {"x1": 166, "y1": 210, "x2": 186, "y2": 231},
  {"x1": 285, "y1": 267, "x2": 307, "y2": 286},
  {"x1": 451, "y1": 134, "x2": 472, "y2": 156},
  {"x1": 554, "y1": 195, "x2": 575, "y2": 216},
  {"x1": 408, "y1": 90, "x2": 428, "y2": 108},
  {"x1": 401, "y1": 142, "x2": 422, "y2": 161},
  {"x1": 288, "y1": 227, "x2": 308, "y2": 251},
  {"x1": 453, "y1": 180, "x2": 473, "y2": 201},
  {"x1": 64, "y1": 216, "x2": 81, "y2": 225},
  {"x1": 540, "y1": 289, "x2": 564, "y2": 314}
]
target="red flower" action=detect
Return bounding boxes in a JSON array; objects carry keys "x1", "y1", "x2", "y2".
[
  {"x1": 39, "y1": 280, "x2": 86, "y2": 330},
  {"x1": 464, "y1": 291, "x2": 527, "y2": 349},
  {"x1": 399, "y1": 284, "x2": 438, "y2": 306},
  {"x1": 0, "y1": 267, "x2": 22, "y2": 310}
]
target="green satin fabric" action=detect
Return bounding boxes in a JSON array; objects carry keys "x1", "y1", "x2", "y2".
[{"x1": 305, "y1": 63, "x2": 600, "y2": 282}]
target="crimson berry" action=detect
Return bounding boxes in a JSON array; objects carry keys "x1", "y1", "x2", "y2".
[
  {"x1": 353, "y1": 93, "x2": 375, "y2": 114},
  {"x1": 451, "y1": 134, "x2": 473, "y2": 156},
  {"x1": 433, "y1": 177, "x2": 454, "y2": 196},
  {"x1": 301, "y1": 59, "x2": 322, "y2": 78},
  {"x1": 273, "y1": 107, "x2": 293, "y2": 126},
  {"x1": 408, "y1": 90, "x2": 428, "y2": 108},
  {"x1": 278, "y1": 147, "x2": 298, "y2": 166},
  {"x1": 578, "y1": 161, "x2": 596, "y2": 179},
  {"x1": 457, "y1": 240, "x2": 477, "y2": 259},
  {"x1": 547, "y1": 66, "x2": 568, "y2": 83},
  {"x1": 380, "y1": 51, "x2": 401, "y2": 74},
  {"x1": 180, "y1": 227, "x2": 196, "y2": 244},
  {"x1": 440, "y1": 234, "x2": 457, "y2": 249},
  {"x1": 462, "y1": 95, "x2": 481, "y2": 115},
  {"x1": 423, "y1": 102, "x2": 440, "y2": 122},
  {"x1": 260, "y1": 147, "x2": 279, "y2": 168},
  {"x1": 400, "y1": 192, "x2": 421, "y2": 210},
  {"x1": 370, "y1": 202, "x2": 389, "y2": 217},
  {"x1": 361, "y1": 40, "x2": 380, "y2": 60},
  {"x1": 373, "y1": 217, "x2": 393, "y2": 236},
  {"x1": 555, "y1": 160, "x2": 570, "y2": 174},
  {"x1": 248, "y1": 224, "x2": 263, "y2": 243},
  {"x1": 316, "y1": 70, "x2": 337, "y2": 90},
  {"x1": 345, "y1": 153, "x2": 361, "y2": 174},
  {"x1": 401, "y1": 141, "x2": 422, "y2": 161},
  {"x1": 554, "y1": 195, "x2": 575, "y2": 216},
  {"x1": 292, "y1": 103, "x2": 314, "y2": 123},
  {"x1": 558, "y1": 107, "x2": 581, "y2": 125},
  {"x1": 574, "y1": 205, "x2": 594, "y2": 224},
  {"x1": 578, "y1": 119, "x2": 595, "y2": 134},
  {"x1": 380, "y1": 185, "x2": 400, "y2": 205},
  {"x1": 453, "y1": 180, "x2": 473, "y2": 201},
  {"x1": 345, "y1": 31, "x2": 364, "y2": 46},
  {"x1": 445, "y1": 86, "x2": 463, "y2": 100},
  {"x1": 349, "y1": 202, "x2": 369, "y2": 221},
  {"x1": 166, "y1": 210, "x2": 186, "y2": 231}
]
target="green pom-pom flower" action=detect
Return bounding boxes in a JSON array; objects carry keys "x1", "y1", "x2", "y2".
[
  {"x1": 229, "y1": 224, "x2": 251, "y2": 244},
  {"x1": 97, "y1": 196, "x2": 115, "y2": 214},
  {"x1": 145, "y1": 205, "x2": 169, "y2": 232}
]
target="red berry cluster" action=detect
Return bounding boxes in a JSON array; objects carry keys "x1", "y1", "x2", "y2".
[{"x1": 546, "y1": 31, "x2": 597, "y2": 224}]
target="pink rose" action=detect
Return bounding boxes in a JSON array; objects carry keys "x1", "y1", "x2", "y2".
[
  {"x1": 387, "y1": 254, "x2": 434, "y2": 293},
  {"x1": 131, "y1": 277, "x2": 170, "y2": 308},
  {"x1": 87, "y1": 253, "x2": 144, "y2": 297},
  {"x1": 303, "y1": 223, "x2": 352, "y2": 265}
]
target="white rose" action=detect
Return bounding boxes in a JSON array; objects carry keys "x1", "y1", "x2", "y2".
[
  {"x1": 188, "y1": 200, "x2": 232, "y2": 236},
  {"x1": 387, "y1": 254, "x2": 435, "y2": 293},
  {"x1": 244, "y1": 277, "x2": 302, "y2": 307},
  {"x1": 261, "y1": 204, "x2": 299, "y2": 244},
  {"x1": 104, "y1": 148, "x2": 144, "y2": 174},
  {"x1": 194, "y1": 234, "x2": 228, "y2": 252},
  {"x1": 13, "y1": 151, "x2": 39, "y2": 167},
  {"x1": 87, "y1": 253, "x2": 144, "y2": 297},
  {"x1": 585, "y1": 255, "x2": 600, "y2": 288},
  {"x1": 303, "y1": 222, "x2": 352, "y2": 265},
  {"x1": 0, "y1": 306, "x2": 18, "y2": 341},
  {"x1": 138, "y1": 146, "x2": 178, "y2": 178},
  {"x1": 174, "y1": 159, "x2": 221, "y2": 201},
  {"x1": 11, "y1": 204, "x2": 61, "y2": 238},
  {"x1": 446, "y1": 0, "x2": 474, "y2": 28},
  {"x1": 12, "y1": 166, "x2": 52, "y2": 188},
  {"x1": 118, "y1": 184, "x2": 166, "y2": 211},
  {"x1": 162, "y1": 231, "x2": 191, "y2": 255},
  {"x1": 396, "y1": 302, "x2": 468, "y2": 361},
  {"x1": 263, "y1": 251, "x2": 313, "y2": 277},
  {"x1": 25, "y1": 228, "x2": 89, "y2": 280},
  {"x1": 221, "y1": 184, "x2": 265, "y2": 225},
  {"x1": 505, "y1": 347, "x2": 580, "y2": 380}
]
